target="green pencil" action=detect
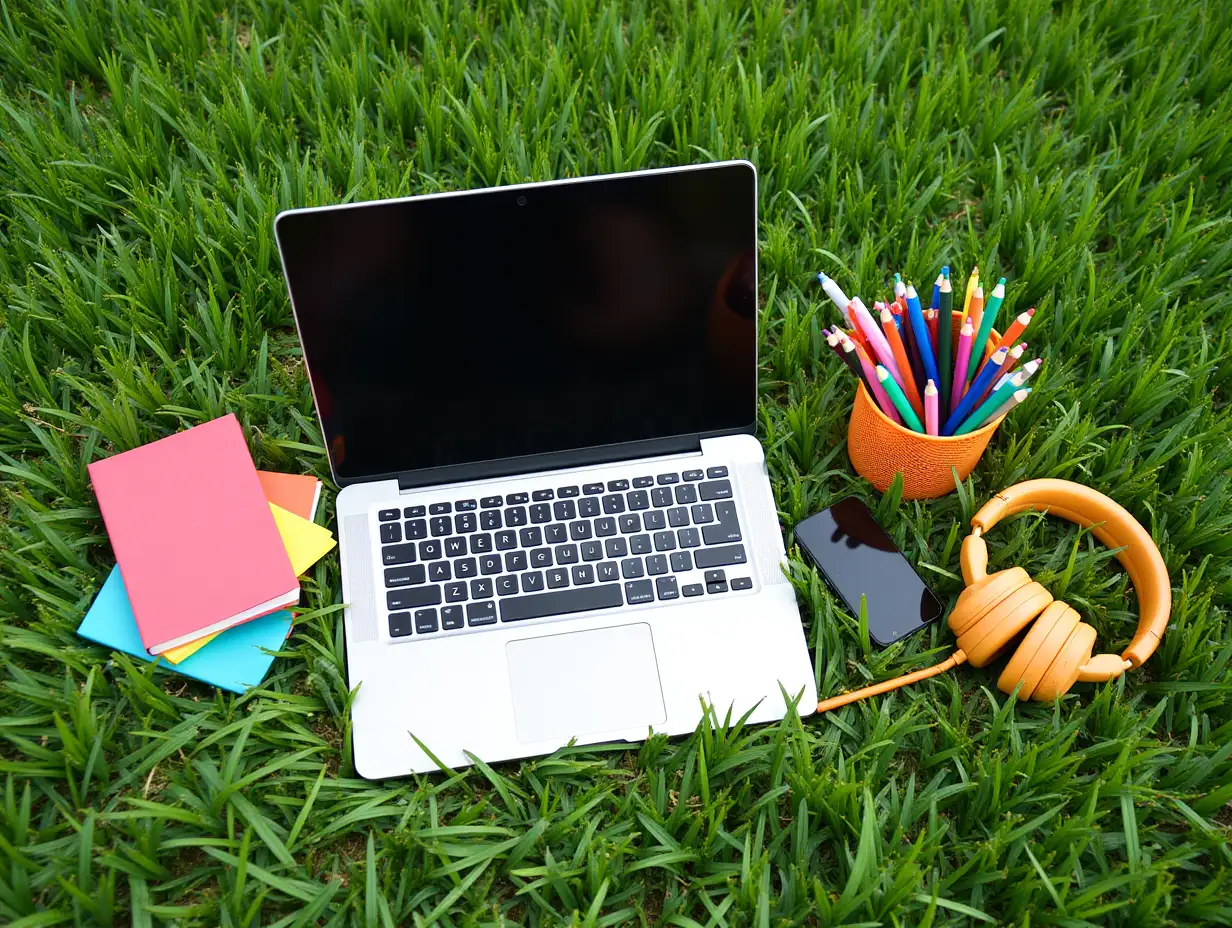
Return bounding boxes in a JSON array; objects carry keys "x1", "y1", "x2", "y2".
[
  {"x1": 953, "y1": 369, "x2": 1025, "y2": 435},
  {"x1": 938, "y1": 275, "x2": 953, "y2": 419},
  {"x1": 967, "y1": 277, "x2": 1006, "y2": 385},
  {"x1": 877, "y1": 365, "x2": 924, "y2": 432}
]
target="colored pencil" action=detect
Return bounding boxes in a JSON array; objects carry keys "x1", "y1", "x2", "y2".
[
  {"x1": 826, "y1": 328, "x2": 862, "y2": 379},
  {"x1": 943, "y1": 346, "x2": 1008, "y2": 435},
  {"x1": 961, "y1": 265, "x2": 979, "y2": 323},
  {"x1": 995, "y1": 307, "x2": 1036, "y2": 352},
  {"x1": 954, "y1": 384, "x2": 1031, "y2": 435},
  {"x1": 967, "y1": 285, "x2": 986, "y2": 340},
  {"x1": 906, "y1": 283, "x2": 940, "y2": 391},
  {"x1": 982, "y1": 342, "x2": 1025, "y2": 398},
  {"x1": 878, "y1": 366, "x2": 924, "y2": 432},
  {"x1": 950, "y1": 316, "x2": 973, "y2": 413},
  {"x1": 854, "y1": 340, "x2": 901, "y2": 424},
  {"x1": 838, "y1": 333, "x2": 873, "y2": 391},
  {"x1": 843, "y1": 302, "x2": 872, "y2": 356},
  {"x1": 989, "y1": 386, "x2": 1032, "y2": 420},
  {"x1": 993, "y1": 356, "x2": 1042, "y2": 393},
  {"x1": 924, "y1": 379, "x2": 939, "y2": 436},
  {"x1": 852, "y1": 297, "x2": 902, "y2": 382},
  {"x1": 893, "y1": 273, "x2": 907, "y2": 302},
  {"x1": 880, "y1": 306, "x2": 924, "y2": 417},
  {"x1": 938, "y1": 275, "x2": 954, "y2": 418},
  {"x1": 955, "y1": 368, "x2": 1029, "y2": 435},
  {"x1": 926, "y1": 308, "x2": 940, "y2": 350},
  {"x1": 967, "y1": 277, "x2": 1005, "y2": 385},
  {"x1": 818, "y1": 272, "x2": 852, "y2": 324},
  {"x1": 898, "y1": 296, "x2": 924, "y2": 390},
  {"x1": 931, "y1": 272, "x2": 943, "y2": 314}
]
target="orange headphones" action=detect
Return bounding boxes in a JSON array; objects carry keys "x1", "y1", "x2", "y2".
[{"x1": 817, "y1": 479, "x2": 1172, "y2": 712}]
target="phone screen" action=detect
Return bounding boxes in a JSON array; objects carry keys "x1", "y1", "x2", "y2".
[{"x1": 794, "y1": 497, "x2": 944, "y2": 646}]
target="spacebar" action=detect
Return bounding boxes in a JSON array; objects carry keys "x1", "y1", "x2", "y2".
[{"x1": 500, "y1": 585, "x2": 624, "y2": 622}]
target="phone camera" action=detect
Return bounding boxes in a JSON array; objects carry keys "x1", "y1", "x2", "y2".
[{"x1": 516, "y1": 195, "x2": 527, "y2": 206}]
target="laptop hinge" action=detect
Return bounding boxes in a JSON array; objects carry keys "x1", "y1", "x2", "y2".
[{"x1": 394, "y1": 434, "x2": 705, "y2": 491}]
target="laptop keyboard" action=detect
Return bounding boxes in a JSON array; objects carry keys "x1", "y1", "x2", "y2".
[{"x1": 374, "y1": 466, "x2": 754, "y2": 639}]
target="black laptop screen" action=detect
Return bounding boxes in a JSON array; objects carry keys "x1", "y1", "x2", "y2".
[{"x1": 276, "y1": 163, "x2": 758, "y2": 481}]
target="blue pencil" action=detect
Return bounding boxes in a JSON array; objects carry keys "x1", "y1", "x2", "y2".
[
  {"x1": 931, "y1": 272, "x2": 943, "y2": 312},
  {"x1": 905, "y1": 283, "x2": 940, "y2": 390},
  {"x1": 942, "y1": 346, "x2": 1009, "y2": 435}
]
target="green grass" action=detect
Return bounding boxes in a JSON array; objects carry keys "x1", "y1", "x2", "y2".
[{"x1": 1, "y1": 0, "x2": 1231, "y2": 923}]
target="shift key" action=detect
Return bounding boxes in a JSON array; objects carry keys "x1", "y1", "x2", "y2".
[
  {"x1": 387, "y1": 586, "x2": 442, "y2": 610},
  {"x1": 692, "y1": 544, "x2": 747, "y2": 570}
]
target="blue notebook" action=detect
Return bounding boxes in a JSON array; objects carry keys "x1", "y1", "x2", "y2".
[{"x1": 78, "y1": 566, "x2": 293, "y2": 694}]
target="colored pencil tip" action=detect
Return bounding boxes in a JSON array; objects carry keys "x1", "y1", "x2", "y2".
[
  {"x1": 876, "y1": 366, "x2": 890, "y2": 381},
  {"x1": 880, "y1": 307, "x2": 893, "y2": 322},
  {"x1": 906, "y1": 283, "x2": 918, "y2": 298},
  {"x1": 1027, "y1": 307, "x2": 1036, "y2": 316},
  {"x1": 925, "y1": 379, "x2": 937, "y2": 394},
  {"x1": 817, "y1": 272, "x2": 828, "y2": 283},
  {"x1": 894, "y1": 273, "x2": 902, "y2": 283},
  {"x1": 997, "y1": 277, "x2": 1007, "y2": 286},
  {"x1": 942, "y1": 267, "x2": 950, "y2": 278}
]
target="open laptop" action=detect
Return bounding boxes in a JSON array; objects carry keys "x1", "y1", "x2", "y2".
[{"x1": 275, "y1": 161, "x2": 816, "y2": 778}]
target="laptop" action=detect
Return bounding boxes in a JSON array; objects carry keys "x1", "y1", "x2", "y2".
[{"x1": 275, "y1": 161, "x2": 817, "y2": 778}]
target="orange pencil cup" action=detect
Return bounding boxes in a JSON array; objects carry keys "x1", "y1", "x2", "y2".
[{"x1": 847, "y1": 311, "x2": 1004, "y2": 499}]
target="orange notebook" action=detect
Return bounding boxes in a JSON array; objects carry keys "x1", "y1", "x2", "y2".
[
  {"x1": 257, "y1": 471, "x2": 322, "y2": 522},
  {"x1": 88, "y1": 414, "x2": 299, "y2": 654}
]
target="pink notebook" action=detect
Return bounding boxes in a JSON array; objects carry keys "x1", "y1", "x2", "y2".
[{"x1": 88, "y1": 414, "x2": 298, "y2": 654}]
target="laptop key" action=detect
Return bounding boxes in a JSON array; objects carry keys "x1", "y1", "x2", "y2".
[
  {"x1": 385, "y1": 565, "x2": 426, "y2": 587},
  {"x1": 693, "y1": 544, "x2": 747, "y2": 569},
  {"x1": 597, "y1": 561, "x2": 619, "y2": 582},
  {"x1": 480, "y1": 555, "x2": 502, "y2": 575},
  {"x1": 389, "y1": 612, "x2": 412, "y2": 637},
  {"x1": 500, "y1": 584, "x2": 624, "y2": 622},
  {"x1": 624, "y1": 580, "x2": 654, "y2": 605},
  {"x1": 444, "y1": 582, "x2": 468, "y2": 602},
  {"x1": 530, "y1": 547, "x2": 553, "y2": 568},
  {"x1": 653, "y1": 531, "x2": 676, "y2": 551},
  {"x1": 382, "y1": 543, "x2": 417, "y2": 566},
  {"x1": 674, "y1": 484, "x2": 698, "y2": 505},
  {"x1": 605, "y1": 537, "x2": 628, "y2": 558},
  {"x1": 481, "y1": 510, "x2": 502, "y2": 530},
  {"x1": 703, "y1": 523, "x2": 742, "y2": 545},
  {"x1": 670, "y1": 551, "x2": 692, "y2": 572},
  {"x1": 497, "y1": 575, "x2": 519, "y2": 596},
  {"x1": 578, "y1": 497, "x2": 601, "y2": 517},
  {"x1": 656, "y1": 576, "x2": 680, "y2": 600},
  {"x1": 530, "y1": 504, "x2": 552, "y2": 524},
  {"x1": 378, "y1": 509, "x2": 399, "y2": 522},
  {"x1": 429, "y1": 562, "x2": 451, "y2": 582},
  {"x1": 632, "y1": 476, "x2": 654, "y2": 488},
  {"x1": 704, "y1": 570, "x2": 726, "y2": 584},
  {"x1": 621, "y1": 558, "x2": 644, "y2": 579},
  {"x1": 627, "y1": 490, "x2": 650, "y2": 511},
  {"x1": 415, "y1": 608, "x2": 439, "y2": 633},
  {"x1": 467, "y1": 601, "x2": 498, "y2": 626},
  {"x1": 715, "y1": 500, "x2": 738, "y2": 523},
  {"x1": 480, "y1": 496, "x2": 502, "y2": 508},
  {"x1": 388, "y1": 586, "x2": 442, "y2": 610},
  {"x1": 471, "y1": 533, "x2": 493, "y2": 553},
  {"x1": 419, "y1": 540, "x2": 442, "y2": 560},
  {"x1": 470, "y1": 578, "x2": 494, "y2": 599},
  {"x1": 581, "y1": 541, "x2": 602, "y2": 561},
  {"x1": 682, "y1": 583, "x2": 704, "y2": 597},
  {"x1": 707, "y1": 581, "x2": 729, "y2": 594},
  {"x1": 646, "y1": 554, "x2": 668, "y2": 575},
  {"x1": 707, "y1": 466, "x2": 729, "y2": 478},
  {"x1": 506, "y1": 506, "x2": 528, "y2": 526},
  {"x1": 545, "y1": 524, "x2": 568, "y2": 544},
  {"x1": 668, "y1": 507, "x2": 689, "y2": 528},
  {"x1": 546, "y1": 567, "x2": 570, "y2": 589},
  {"x1": 630, "y1": 534, "x2": 652, "y2": 555},
  {"x1": 572, "y1": 564, "x2": 595, "y2": 585},
  {"x1": 656, "y1": 473, "x2": 679, "y2": 485},
  {"x1": 522, "y1": 571, "x2": 545, "y2": 592},
  {"x1": 699, "y1": 479, "x2": 733, "y2": 501},
  {"x1": 505, "y1": 551, "x2": 528, "y2": 572},
  {"x1": 445, "y1": 537, "x2": 467, "y2": 557},
  {"x1": 441, "y1": 605, "x2": 465, "y2": 629},
  {"x1": 430, "y1": 502, "x2": 452, "y2": 515},
  {"x1": 619, "y1": 514, "x2": 641, "y2": 534},
  {"x1": 607, "y1": 479, "x2": 630, "y2": 491},
  {"x1": 683, "y1": 469, "x2": 704, "y2": 481},
  {"x1": 520, "y1": 527, "x2": 542, "y2": 547},
  {"x1": 731, "y1": 577, "x2": 753, "y2": 590},
  {"x1": 555, "y1": 544, "x2": 579, "y2": 564},
  {"x1": 404, "y1": 505, "x2": 426, "y2": 518},
  {"x1": 455, "y1": 513, "x2": 477, "y2": 533},
  {"x1": 495, "y1": 530, "x2": 517, "y2": 550},
  {"x1": 569, "y1": 521, "x2": 592, "y2": 541},
  {"x1": 583, "y1": 483, "x2": 604, "y2": 495},
  {"x1": 455, "y1": 499, "x2": 477, "y2": 511},
  {"x1": 602, "y1": 494, "x2": 625, "y2": 514},
  {"x1": 677, "y1": 528, "x2": 701, "y2": 549},
  {"x1": 379, "y1": 523, "x2": 402, "y2": 544},
  {"x1": 430, "y1": 516, "x2": 451, "y2": 537},
  {"x1": 532, "y1": 489, "x2": 554, "y2": 501},
  {"x1": 651, "y1": 487, "x2": 673, "y2": 507},
  {"x1": 643, "y1": 510, "x2": 666, "y2": 530},
  {"x1": 455, "y1": 557, "x2": 477, "y2": 578},
  {"x1": 557, "y1": 485, "x2": 580, "y2": 498},
  {"x1": 505, "y1": 492, "x2": 528, "y2": 505},
  {"x1": 553, "y1": 500, "x2": 576, "y2": 521},
  {"x1": 595, "y1": 517, "x2": 617, "y2": 537},
  {"x1": 691, "y1": 503, "x2": 714, "y2": 524}
]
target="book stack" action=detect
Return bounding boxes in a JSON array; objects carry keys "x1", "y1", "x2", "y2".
[{"x1": 79, "y1": 414, "x2": 336, "y2": 693}]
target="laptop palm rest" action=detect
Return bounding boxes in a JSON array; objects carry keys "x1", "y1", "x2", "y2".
[{"x1": 506, "y1": 624, "x2": 666, "y2": 744}]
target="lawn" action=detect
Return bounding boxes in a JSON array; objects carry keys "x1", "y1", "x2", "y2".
[{"x1": 2, "y1": 0, "x2": 1231, "y2": 924}]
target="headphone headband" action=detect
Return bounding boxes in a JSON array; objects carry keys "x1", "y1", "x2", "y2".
[{"x1": 962, "y1": 479, "x2": 1169, "y2": 667}]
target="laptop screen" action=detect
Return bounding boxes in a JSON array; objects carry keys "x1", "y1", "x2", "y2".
[{"x1": 276, "y1": 163, "x2": 758, "y2": 482}]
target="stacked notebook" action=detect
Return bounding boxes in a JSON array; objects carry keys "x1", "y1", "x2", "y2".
[{"x1": 80, "y1": 414, "x2": 336, "y2": 693}]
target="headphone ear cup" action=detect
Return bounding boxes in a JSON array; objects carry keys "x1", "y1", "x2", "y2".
[
  {"x1": 949, "y1": 566, "x2": 1032, "y2": 636},
  {"x1": 1032, "y1": 621, "x2": 1098, "y2": 701},
  {"x1": 957, "y1": 580, "x2": 1054, "y2": 667},
  {"x1": 997, "y1": 601, "x2": 1078, "y2": 700}
]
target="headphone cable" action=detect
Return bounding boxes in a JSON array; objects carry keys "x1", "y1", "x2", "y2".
[{"x1": 816, "y1": 649, "x2": 969, "y2": 713}]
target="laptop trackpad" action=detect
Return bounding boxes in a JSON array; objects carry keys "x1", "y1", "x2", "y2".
[{"x1": 507, "y1": 624, "x2": 666, "y2": 744}]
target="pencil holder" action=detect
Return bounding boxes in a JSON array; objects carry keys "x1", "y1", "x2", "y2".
[{"x1": 847, "y1": 311, "x2": 1003, "y2": 499}]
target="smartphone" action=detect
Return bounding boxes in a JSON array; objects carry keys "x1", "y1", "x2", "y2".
[{"x1": 794, "y1": 497, "x2": 944, "y2": 647}]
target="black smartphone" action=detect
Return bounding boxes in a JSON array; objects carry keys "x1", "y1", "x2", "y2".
[{"x1": 794, "y1": 497, "x2": 944, "y2": 647}]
